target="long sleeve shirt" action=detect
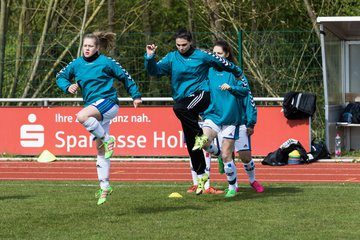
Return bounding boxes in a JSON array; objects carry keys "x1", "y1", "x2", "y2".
[
  {"x1": 144, "y1": 49, "x2": 244, "y2": 102},
  {"x1": 56, "y1": 54, "x2": 141, "y2": 106}
]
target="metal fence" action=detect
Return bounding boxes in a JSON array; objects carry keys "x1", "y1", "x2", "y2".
[
  {"x1": 2, "y1": 30, "x2": 324, "y2": 138},
  {"x1": 2, "y1": 30, "x2": 322, "y2": 100}
]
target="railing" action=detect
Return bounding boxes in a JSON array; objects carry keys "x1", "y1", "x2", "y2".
[{"x1": 0, "y1": 97, "x2": 284, "y2": 106}]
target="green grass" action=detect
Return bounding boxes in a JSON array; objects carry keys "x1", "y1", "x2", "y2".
[
  {"x1": 342, "y1": 150, "x2": 360, "y2": 157},
  {"x1": 1, "y1": 181, "x2": 360, "y2": 240}
]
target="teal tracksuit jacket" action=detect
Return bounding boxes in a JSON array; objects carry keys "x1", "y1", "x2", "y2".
[
  {"x1": 144, "y1": 49, "x2": 245, "y2": 102},
  {"x1": 56, "y1": 54, "x2": 141, "y2": 106}
]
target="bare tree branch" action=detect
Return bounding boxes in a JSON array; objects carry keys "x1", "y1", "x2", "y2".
[
  {"x1": 303, "y1": 0, "x2": 320, "y2": 38},
  {"x1": 20, "y1": 0, "x2": 56, "y2": 101}
]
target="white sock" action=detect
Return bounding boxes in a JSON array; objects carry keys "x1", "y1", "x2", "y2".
[
  {"x1": 83, "y1": 117, "x2": 105, "y2": 139},
  {"x1": 204, "y1": 151, "x2": 211, "y2": 190},
  {"x1": 224, "y1": 160, "x2": 237, "y2": 190},
  {"x1": 103, "y1": 134, "x2": 110, "y2": 142},
  {"x1": 96, "y1": 155, "x2": 110, "y2": 189},
  {"x1": 206, "y1": 142, "x2": 220, "y2": 156},
  {"x1": 234, "y1": 160, "x2": 238, "y2": 190},
  {"x1": 243, "y1": 159, "x2": 256, "y2": 183},
  {"x1": 189, "y1": 160, "x2": 198, "y2": 185}
]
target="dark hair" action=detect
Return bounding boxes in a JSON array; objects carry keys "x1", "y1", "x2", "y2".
[
  {"x1": 175, "y1": 28, "x2": 192, "y2": 42},
  {"x1": 83, "y1": 31, "x2": 116, "y2": 53},
  {"x1": 214, "y1": 39, "x2": 237, "y2": 64}
]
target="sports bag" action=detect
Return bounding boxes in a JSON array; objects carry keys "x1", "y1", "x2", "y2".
[
  {"x1": 307, "y1": 140, "x2": 331, "y2": 162},
  {"x1": 283, "y1": 92, "x2": 316, "y2": 119},
  {"x1": 262, "y1": 139, "x2": 308, "y2": 166}
]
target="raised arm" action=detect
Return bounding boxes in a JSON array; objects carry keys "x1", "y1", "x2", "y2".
[{"x1": 144, "y1": 44, "x2": 171, "y2": 76}]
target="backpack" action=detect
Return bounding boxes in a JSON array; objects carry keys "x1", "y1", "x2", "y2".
[
  {"x1": 262, "y1": 139, "x2": 308, "y2": 166},
  {"x1": 307, "y1": 140, "x2": 331, "y2": 162},
  {"x1": 283, "y1": 92, "x2": 317, "y2": 119},
  {"x1": 340, "y1": 102, "x2": 360, "y2": 123}
]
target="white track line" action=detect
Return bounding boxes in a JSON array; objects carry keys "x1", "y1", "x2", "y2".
[
  {"x1": 0, "y1": 157, "x2": 359, "y2": 162},
  {"x1": 1, "y1": 182, "x2": 359, "y2": 188}
]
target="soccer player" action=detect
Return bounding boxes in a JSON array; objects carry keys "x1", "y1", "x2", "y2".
[
  {"x1": 234, "y1": 95, "x2": 264, "y2": 193},
  {"x1": 217, "y1": 92, "x2": 264, "y2": 194},
  {"x1": 56, "y1": 31, "x2": 142, "y2": 205},
  {"x1": 144, "y1": 28, "x2": 245, "y2": 195},
  {"x1": 192, "y1": 40, "x2": 250, "y2": 197},
  {"x1": 189, "y1": 40, "x2": 265, "y2": 197},
  {"x1": 211, "y1": 40, "x2": 264, "y2": 195}
]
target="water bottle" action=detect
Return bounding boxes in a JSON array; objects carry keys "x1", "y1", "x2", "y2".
[{"x1": 335, "y1": 133, "x2": 341, "y2": 158}]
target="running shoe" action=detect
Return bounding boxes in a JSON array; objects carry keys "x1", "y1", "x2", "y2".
[
  {"x1": 204, "y1": 186, "x2": 224, "y2": 194},
  {"x1": 250, "y1": 181, "x2": 264, "y2": 193},
  {"x1": 187, "y1": 185, "x2": 198, "y2": 193},
  {"x1": 224, "y1": 187, "x2": 239, "y2": 193},
  {"x1": 95, "y1": 186, "x2": 113, "y2": 205},
  {"x1": 225, "y1": 189, "x2": 237, "y2": 198},
  {"x1": 196, "y1": 173, "x2": 209, "y2": 195},
  {"x1": 217, "y1": 156, "x2": 225, "y2": 174},
  {"x1": 192, "y1": 134, "x2": 208, "y2": 151},
  {"x1": 100, "y1": 136, "x2": 115, "y2": 159}
]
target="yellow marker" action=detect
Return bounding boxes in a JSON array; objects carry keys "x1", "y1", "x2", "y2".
[
  {"x1": 37, "y1": 150, "x2": 56, "y2": 163},
  {"x1": 168, "y1": 192, "x2": 183, "y2": 198}
]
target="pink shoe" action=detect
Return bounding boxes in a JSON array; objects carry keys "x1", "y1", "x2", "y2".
[{"x1": 250, "y1": 181, "x2": 264, "y2": 193}]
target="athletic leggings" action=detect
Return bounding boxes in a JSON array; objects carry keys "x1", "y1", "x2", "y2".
[{"x1": 173, "y1": 91, "x2": 210, "y2": 175}]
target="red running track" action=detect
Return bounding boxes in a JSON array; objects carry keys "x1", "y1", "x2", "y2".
[{"x1": 1, "y1": 161, "x2": 360, "y2": 183}]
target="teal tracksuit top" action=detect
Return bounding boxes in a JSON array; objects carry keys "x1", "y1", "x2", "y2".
[
  {"x1": 144, "y1": 49, "x2": 244, "y2": 102},
  {"x1": 203, "y1": 68, "x2": 256, "y2": 126},
  {"x1": 56, "y1": 54, "x2": 141, "y2": 106}
]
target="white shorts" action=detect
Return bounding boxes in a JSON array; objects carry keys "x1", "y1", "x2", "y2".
[
  {"x1": 218, "y1": 125, "x2": 251, "y2": 152},
  {"x1": 203, "y1": 119, "x2": 239, "y2": 140},
  {"x1": 91, "y1": 99, "x2": 119, "y2": 134}
]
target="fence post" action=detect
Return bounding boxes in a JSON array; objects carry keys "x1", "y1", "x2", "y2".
[{"x1": 237, "y1": 30, "x2": 243, "y2": 69}]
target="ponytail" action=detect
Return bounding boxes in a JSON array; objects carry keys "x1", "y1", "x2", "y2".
[{"x1": 83, "y1": 31, "x2": 116, "y2": 53}]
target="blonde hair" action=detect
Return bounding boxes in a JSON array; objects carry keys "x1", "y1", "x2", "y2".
[{"x1": 83, "y1": 31, "x2": 116, "y2": 53}]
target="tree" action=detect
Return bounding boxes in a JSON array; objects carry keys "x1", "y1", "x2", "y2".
[
  {"x1": 107, "y1": 0, "x2": 115, "y2": 56},
  {"x1": 186, "y1": 0, "x2": 197, "y2": 43},
  {"x1": 8, "y1": 0, "x2": 26, "y2": 99},
  {"x1": 0, "y1": 0, "x2": 9, "y2": 98},
  {"x1": 303, "y1": 0, "x2": 320, "y2": 38},
  {"x1": 20, "y1": 0, "x2": 57, "y2": 101},
  {"x1": 77, "y1": 0, "x2": 90, "y2": 57},
  {"x1": 204, "y1": 0, "x2": 222, "y2": 40}
]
